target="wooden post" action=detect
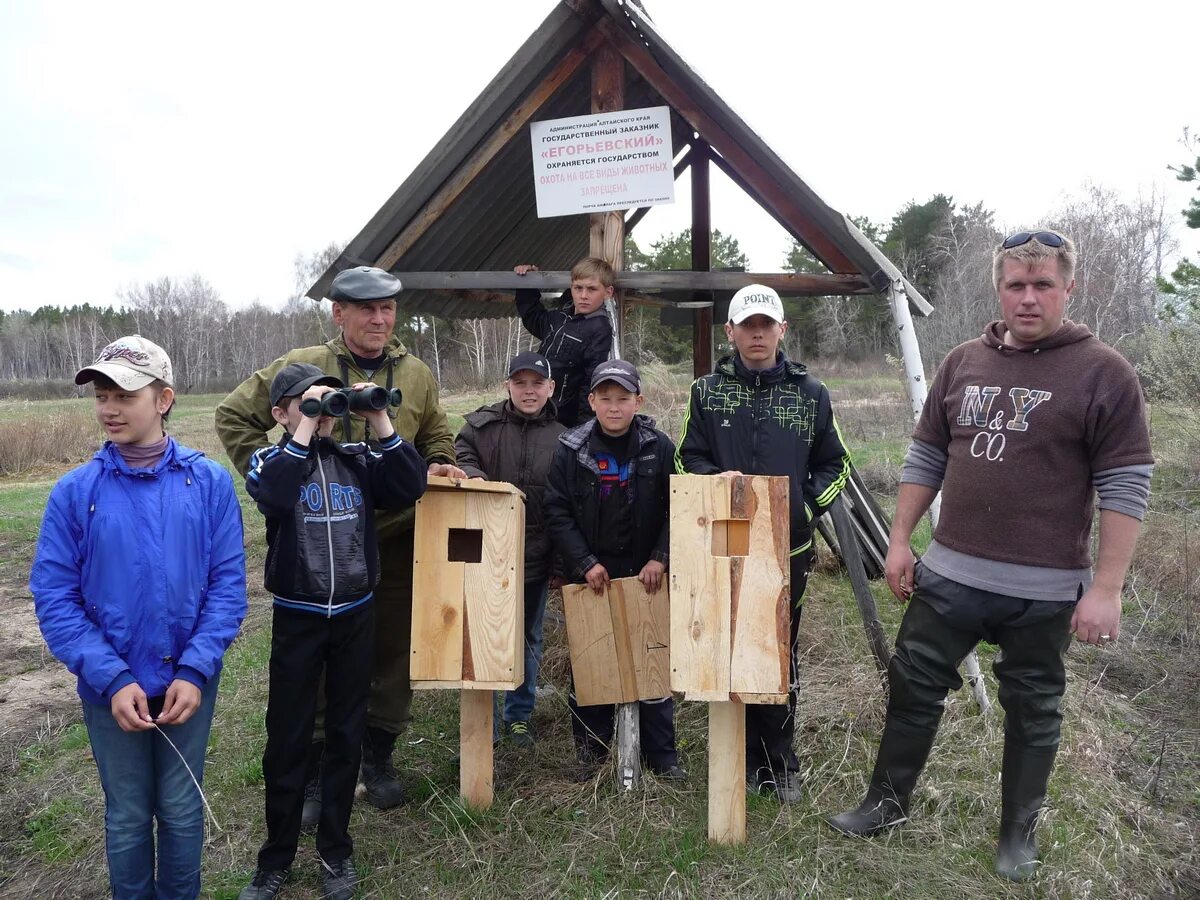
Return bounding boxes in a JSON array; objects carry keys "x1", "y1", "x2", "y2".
[
  {"x1": 887, "y1": 281, "x2": 991, "y2": 714},
  {"x1": 707, "y1": 700, "x2": 746, "y2": 844},
  {"x1": 691, "y1": 142, "x2": 713, "y2": 377},
  {"x1": 588, "y1": 39, "x2": 640, "y2": 789},
  {"x1": 828, "y1": 497, "x2": 890, "y2": 679},
  {"x1": 459, "y1": 689, "x2": 494, "y2": 809}
]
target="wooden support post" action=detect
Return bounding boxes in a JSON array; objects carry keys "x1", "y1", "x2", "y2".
[
  {"x1": 589, "y1": 38, "x2": 639, "y2": 788},
  {"x1": 691, "y1": 142, "x2": 713, "y2": 377},
  {"x1": 459, "y1": 689, "x2": 494, "y2": 809},
  {"x1": 707, "y1": 700, "x2": 746, "y2": 844},
  {"x1": 828, "y1": 497, "x2": 890, "y2": 679}
]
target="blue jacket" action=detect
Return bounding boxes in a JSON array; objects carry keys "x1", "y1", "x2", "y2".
[{"x1": 31, "y1": 438, "x2": 247, "y2": 706}]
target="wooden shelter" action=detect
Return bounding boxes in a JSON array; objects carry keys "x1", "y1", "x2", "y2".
[{"x1": 308, "y1": 0, "x2": 994, "y2": 789}]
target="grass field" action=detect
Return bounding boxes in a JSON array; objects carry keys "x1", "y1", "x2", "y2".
[{"x1": 0, "y1": 372, "x2": 1196, "y2": 899}]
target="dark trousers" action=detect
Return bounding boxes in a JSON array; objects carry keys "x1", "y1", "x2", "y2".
[
  {"x1": 315, "y1": 532, "x2": 414, "y2": 739},
  {"x1": 567, "y1": 556, "x2": 678, "y2": 772},
  {"x1": 889, "y1": 562, "x2": 1076, "y2": 749},
  {"x1": 258, "y1": 603, "x2": 374, "y2": 871},
  {"x1": 746, "y1": 549, "x2": 813, "y2": 777}
]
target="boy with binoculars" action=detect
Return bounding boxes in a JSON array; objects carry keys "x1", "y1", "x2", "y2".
[{"x1": 239, "y1": 362, "x2": 427, "y2": 900}]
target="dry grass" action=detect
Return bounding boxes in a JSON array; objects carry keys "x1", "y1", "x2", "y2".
[
  {"x1": 0, "y1": 406, "x2": 100, "y2": 477},
  {"x1": 1, "y1": 387, "x2": 1198, "y2": 898}
]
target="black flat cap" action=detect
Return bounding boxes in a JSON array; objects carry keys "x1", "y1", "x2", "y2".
[{"x1": 329, "y1": 266, "x2": 403, "y2": 302}]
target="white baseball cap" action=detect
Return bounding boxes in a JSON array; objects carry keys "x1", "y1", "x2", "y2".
[
  {"x1": 75, "y1": 335, "x2": 174, "y2": 390},
  {"x1": 727, "y1": 284, "x2": 785, "y2": 324}
]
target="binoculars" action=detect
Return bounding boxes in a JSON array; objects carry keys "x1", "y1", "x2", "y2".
[{"x1": 299, "y1": 386, "x2": 403, "y2": 418}]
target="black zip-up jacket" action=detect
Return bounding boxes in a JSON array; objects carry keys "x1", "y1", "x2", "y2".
[
  {"x1": 544, "y1": 415, "x2": 672, "y2": 581},
  {"x1": 454, "y1": 399, "x2": 567, "y2": 582},
  {"x1": 676, "y1": 352, "x2": 852, "y2": 555},
  {"x1": 246, "y1": 432, "x2": 427, "y2": 615},
  {"x1": 514, "y1": 288, "x2": 613, "y2": 427}
]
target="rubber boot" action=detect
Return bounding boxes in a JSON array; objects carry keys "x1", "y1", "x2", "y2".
[
  {"x1": 826, "y1": 719, "x2": 938, "y2": 836},
  {"x1": 299, "y1": 740, "x2": 323, "y2": 833},
  {"x1": 995, "y1": 739, "x2": 1057, "y2": 881},
  {"x1": 359, "y1": 726, "x2": 406, "y2": 809}
]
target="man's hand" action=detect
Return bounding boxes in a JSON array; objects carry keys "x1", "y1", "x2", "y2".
[
  {"x1": 110, "y1": 682, "x2": 155, "y2": 732},
  {"x1": 156, "y1": 679, "x2": 202, "y2": 726},
  {"x1": 638, "y1": 560, "x2": 665, "y2": 593},
  {"x1": 884, "y1": 541, "x2": 917, "y2": 602},
  {"x1": 1071, "y1": 585, "x2": 1121, "y2": 646},
  {"x1": 717, "y1": 470, "x2": 744, "y2": 477},
  {"x1": 428, "y1": 463, "x2": 467, "y2": 480},
  {"x1": 585, "y1": 563, "x2": 610, "y2": 595},
  {"x1": 514, "y1": 264, "x2": 539, "y2": 275}
]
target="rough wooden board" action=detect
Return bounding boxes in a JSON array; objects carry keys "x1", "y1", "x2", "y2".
[
  {"x1": 669, "y1": 475, "x2": 732, "y2": 698},
  {"x1": 459, "y1": 689, "x2": 494, "y2": 810},
  {"x1": 410, "y1": 491, "x2": 466, "y2": 683},
  {"x1": 563, "y1": 582, "x2": 623, "y2": 706},
  {"x1": 708, "y1": 700, "x2": 746, "y2": 844},
  {"x1": 462, "y1": 491, "x2": 523, "y2": 689},
  {"x1": 614, "y1": 578, "x2": 670, "y2": 700},
  {"x1": 425, "y1": 474, "x2": 526, "y2": 498},
  {"x1": 728, "y1": 476, "x2": 790, "y2": 699}
]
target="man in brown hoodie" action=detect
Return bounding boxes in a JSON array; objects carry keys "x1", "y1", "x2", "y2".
[{"x1": 826, "y1": 230, "x2": 1153, "y2": 882}]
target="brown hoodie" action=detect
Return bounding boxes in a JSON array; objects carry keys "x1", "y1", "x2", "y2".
[{"x1": 914, "y1": 320, "x2": 1153, "y2": 569}]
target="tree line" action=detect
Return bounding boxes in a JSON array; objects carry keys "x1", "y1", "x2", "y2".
[{"x1": 0, "y1": 183, "x2": 1195, "y2": 398}]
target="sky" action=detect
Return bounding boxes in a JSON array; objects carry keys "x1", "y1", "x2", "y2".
[{"x1": 1, "y1": 0, "x2": 1196, "y2": 313}]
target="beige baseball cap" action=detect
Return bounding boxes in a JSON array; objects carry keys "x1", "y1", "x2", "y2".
[
  {"x1": 75, "y1": 335, "x2": 174, "y2": 390},
  {"x1": 727, "y1": 284, "x2": 785, "y2": 324}
]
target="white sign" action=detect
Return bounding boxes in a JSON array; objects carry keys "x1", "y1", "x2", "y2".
[{"x1": 529, "y1": 106, "x2": 675, "y2": 218}]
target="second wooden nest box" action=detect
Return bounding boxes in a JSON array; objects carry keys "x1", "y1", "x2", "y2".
[
  {"x1": 669, "y1": 474, "x2": 791, "y2": 703},
  {"x1": 410, "y1": 475, "x2": 525, "y2": 690}
]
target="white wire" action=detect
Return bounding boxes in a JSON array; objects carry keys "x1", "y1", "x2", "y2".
[{"x1": 153, "y1": 723, "x2": 222, "y2": 833}]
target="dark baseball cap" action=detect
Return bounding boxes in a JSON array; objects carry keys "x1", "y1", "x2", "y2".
[
  {"x1": 507, "y1": 351, "x2": 552, "y2": 379},
  {"x1": 270, "y1": 363, "x2": 343, "y2": 408},
  {"x1": 589, "y1": 359, "x2": 641, "y2": 393},
  {"x1": 328, "y1": 266, "x2": 402, "y2": 302}
]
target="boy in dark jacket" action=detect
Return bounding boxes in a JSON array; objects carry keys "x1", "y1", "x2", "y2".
[
  {"x1": 513, "y1": 257, "x2": 614, "y2": 427},
  {"x1": 239, "y1": 364, "x2": 427, "y2": 900},
  {"x1": 544, "y1": 360, "x2": 685, "y2": 780},
  {"x1": 677, "y1": 284, "x2": 851, "y2": 804},
  {"x1": 454, "y1": 351, "x2": 566, "y2": 746}
]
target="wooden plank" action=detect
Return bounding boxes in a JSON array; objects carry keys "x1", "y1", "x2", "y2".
[
  {"x1": 383, "y1": 270, "x2": 873, "y2": 296},
  {"x1": 459, "y1": 689, "x2": 494, "y2": 810},
  {"x1": 692, "y1": 140, "x2": 713, "y2": 377},
  {"x1": 374, "y1": 29, "x2": 607, "y2": 271},
  {"x1": 462, "y1": 492, "x2": 523, "y2": 689},
  {"x1": 615, "y1": 578, "x2": 671, "y2": 701},
  {"x1": 425, "y1": 473, "x2": 525, "y2": 497},
  {"x1": 669, "y1": 475, "x2": 732, "y2": 700},
  {"x1": 707, "y1": 700, "x2": 746, "y2": 844},
  {"x1": 410, "y1": 492, "x2": 466, "y2": 683},
  {"x1": 728, "y1": 477, "x2": 790, "y2": 700},
  {"x1": 563, "y1": 582, "x2": 623, "y2": 706}
]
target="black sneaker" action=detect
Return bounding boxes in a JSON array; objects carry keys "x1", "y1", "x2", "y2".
[
  {"x1": 301, "y1": 776, "x2": 320, "y2": 833},
  {"x1": 506, "y1": 720, "x2": 535, "y2": 748},
  {"x1": 652, "y1": 764, "x2": 689, "y2": 781},
  {"x1": 238, "y1": 867, "x2": 289, "y2": 900},
  {"x1": 320, "y1": 855, "x2": 358, "y2": 900}
]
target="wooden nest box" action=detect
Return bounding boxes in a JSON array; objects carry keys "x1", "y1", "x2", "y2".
[{"x1": 410, "y1": 476, "x2": 526, "y2": 691}]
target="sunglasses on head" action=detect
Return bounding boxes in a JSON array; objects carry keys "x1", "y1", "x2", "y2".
[{"x1": 1001, "y1": 231, "x2": 1065, "y2": 250}]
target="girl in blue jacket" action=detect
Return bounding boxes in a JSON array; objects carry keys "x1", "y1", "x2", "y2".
[{"x1": 30, "y1": 336, "x2": 247, "y2": 900}]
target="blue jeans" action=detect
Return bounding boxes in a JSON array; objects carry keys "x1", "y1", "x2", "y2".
[
  {"x1": 82, "y1": 675, "x2": 220, "y2": 900},
  {"x1": 502, "y1": 579, "x2": 549, "y2": 724}
]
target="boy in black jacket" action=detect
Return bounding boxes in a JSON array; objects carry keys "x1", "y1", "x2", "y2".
[
  {"x1": 677, "y1": 284, "x2": 851, "y2": 804},
  {"x1": 454, "y1": 351, "x2": 566, "y2": 746},
  {"x1": 240, "y1": 363, "x2": 427, "y2": 900},
  {"x1": 544, "y1": 360, "x2": 685, "y2": 781},
  {"x1": 513, "y1": 257, "x2": 614, "y2": 427}
]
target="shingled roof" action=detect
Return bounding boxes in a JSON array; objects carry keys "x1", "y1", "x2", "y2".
[{"x1": 308, "y1": 0, "x2": 931, "y2": 319}]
